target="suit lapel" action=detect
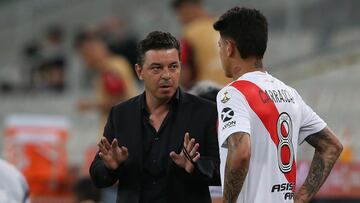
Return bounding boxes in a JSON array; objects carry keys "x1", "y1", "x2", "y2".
[
  {"x1": 125, "y1": 95, "x2": 143, "y2": 166},
  {"x1": 169, "y1": 90, "x2": 191, "y2": 153}
]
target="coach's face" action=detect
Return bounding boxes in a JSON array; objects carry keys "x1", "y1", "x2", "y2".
[{"x1": 136, "y1": 48, "x2": 181, "y2": 101}]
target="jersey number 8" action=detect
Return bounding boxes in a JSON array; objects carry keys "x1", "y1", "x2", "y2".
[{"x1": 276, "y1": 112, "x2": 294, "y2": 173}]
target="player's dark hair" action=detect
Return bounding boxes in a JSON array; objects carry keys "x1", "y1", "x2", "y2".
[
  {"x1": 137, "y1": 31, "x2": 180, "y2": 66},
  {"x1": 171, "y1": 0, "x2": 201, "y2": 10},
  {"x1": 213, "y1": 7, "x2": 268, "y2": 59}
]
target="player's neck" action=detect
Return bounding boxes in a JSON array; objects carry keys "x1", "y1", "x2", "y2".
[{"x1": 232, "y1": 58, "x2": 265, "y2": 80}]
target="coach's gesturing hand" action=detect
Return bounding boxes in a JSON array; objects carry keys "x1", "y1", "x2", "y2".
[
  {"x1": 98, "y1": 137, "x2": 128, "y2": 170},
  {"x1": 170, "y1": 132, "x2": 200, "y2": 174}
]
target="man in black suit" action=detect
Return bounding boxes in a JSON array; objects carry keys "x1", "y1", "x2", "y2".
[{"x1": 90, "y1": 31, "x2": 220, "y2": 203}]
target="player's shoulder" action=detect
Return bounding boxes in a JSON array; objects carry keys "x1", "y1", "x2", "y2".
[
  {"x1": 273, "y1": 77, "x2": 301, "y2": 98},
  {"x1": 268, "y1": 74, "x2": 304, "y2": 105},
  {"x1": 263, "y1": 73, "x2": 299, "y2": 93},
  {"x1": 218, "y1": 80, "x2": 252, "y2": 97},
  {"x1": 217, "y1": 84, "x2": 248, "y2": 106}
]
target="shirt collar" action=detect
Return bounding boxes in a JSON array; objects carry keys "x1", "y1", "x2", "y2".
[{"x1": 141, "y1": 88, "x2": 180, "y2": 112}]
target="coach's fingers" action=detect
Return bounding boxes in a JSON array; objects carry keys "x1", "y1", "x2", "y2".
[
  {"x1": 192, "y1": 152, "x2": 200, "y2": 162},
  {"x1": 120, "y1": 146, "x2": 128, "y2": 156},
  {"x1": 169, "y1": 151, "x2": 181, "y2": 162},
  {"x1": 186, "y1": 138, "x2": 196, "y2": 153},
  {"x1": 111, "y1": 138, "x2": 119, "y2": 149},
  {"x1": 189, "y1": 143, "x2": 199, "y2": 158},
  {"x1": 184, "y1": 132, "x2": 190, "y2": 147},
  {"x1": 97, "y1": 141, "x2": 108, "y2": 156},
  {"x1": 101, "y1": 137, "x2": 111, "y2": 150},
  {"x1": 98, "y1": 152, "x2": 109, "y2": 160}
]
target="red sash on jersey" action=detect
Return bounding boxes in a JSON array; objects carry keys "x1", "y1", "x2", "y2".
[{"x1": 230, "y1": 80, "x2": 296, "y2": 190}]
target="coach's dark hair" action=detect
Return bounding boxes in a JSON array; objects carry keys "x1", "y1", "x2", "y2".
[
  {"x1": 213, "y1": 7, "x2": 268, "y2": 59},
  {"x1": 137, "y1": 31, "x2": 180, "y2": 66},
  {"x1": 171, "y1": 0, "x2": 201, "y2": 10}
]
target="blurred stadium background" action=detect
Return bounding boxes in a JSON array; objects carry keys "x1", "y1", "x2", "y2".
[{"x1": 0, "y1": 0, "x2": 359, "y2": 202}]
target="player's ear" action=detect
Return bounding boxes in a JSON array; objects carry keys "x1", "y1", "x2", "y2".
[
  {"x1": 225, "y1": 39, "x2": 235, "y2": 57},
  {"x1": 135, "y1": 64, "x2": 144, "y2": 80}
]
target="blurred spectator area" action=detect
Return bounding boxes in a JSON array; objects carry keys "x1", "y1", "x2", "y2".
[
  {"x1": 0, "y1": 0, "x2": 359, "y2": 94},
  {"x1": 0, "y1": 94, "x2": 99, "y2": 166}
]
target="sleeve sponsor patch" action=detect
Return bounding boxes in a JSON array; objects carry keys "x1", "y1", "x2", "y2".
[
  {"x1": 221, "y1": 107, "x2": 236, "y2": 131},
  {"x1": 221, "y1": 107, "x2": 234, "y2": 122}
]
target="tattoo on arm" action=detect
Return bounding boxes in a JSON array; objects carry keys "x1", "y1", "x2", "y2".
[
  {"x1": 295, "y1": 128, "x2": 342, "y2": 202},
  {"x1": 305, "y1": 128, "x2": 336, "y2": 149},
  {"x1": 224, "y1": 164, "x2": 248, "y2": 203},
  {"x1": 223, "y1": 132, "x2": 250, "y2": 203},
  {"x1": 297, "y1": 151, "x2": 324, "y2": 201}
]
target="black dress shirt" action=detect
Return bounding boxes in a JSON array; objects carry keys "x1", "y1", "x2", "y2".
[{"x1": 140, "y1": 91, "x2": 179, "y2": 203}]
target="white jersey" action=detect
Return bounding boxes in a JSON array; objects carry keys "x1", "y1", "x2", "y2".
[
  {"x1": 0, "y1": 159, "x2": 30, "y2": 203},
  {"x1": 216, "y1": 71, "x2": 326, "y2": 203}
]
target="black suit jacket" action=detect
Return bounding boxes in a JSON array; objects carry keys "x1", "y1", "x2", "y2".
[{"x1": 90, "y1": 90, "x2": 220, "y2": 203}]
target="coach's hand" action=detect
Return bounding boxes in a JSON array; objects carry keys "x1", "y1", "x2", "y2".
[
  {"x1": 98, "y1": 137, "x2": 128, "y2": 170},
  {"x1": 170, "y1": 132, "x2": 200, "y2": 174}
]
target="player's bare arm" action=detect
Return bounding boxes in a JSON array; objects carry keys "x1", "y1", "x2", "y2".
[
  {"x1": 223, "y1": 132, "x2": 251, "y2": 203},
  {"x1": 295, "y1": 127, "x2": 343, "y2": 203}
]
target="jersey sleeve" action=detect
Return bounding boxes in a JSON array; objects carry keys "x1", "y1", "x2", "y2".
[
  {"x1": 216, "y1": 86, "x2": 251, "y2": 148},
  {"x1": 297, "y1": 92, "x2": 327, "y2": 144}
]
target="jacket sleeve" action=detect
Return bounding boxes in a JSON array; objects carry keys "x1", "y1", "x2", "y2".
[
  {"x1": 174, "y1": 106, "x2": 221, "y2": 186},
  {"x1": 197, "y1": 106, "x2": 221, "y2": 185},
  {"x1": 89, "y1": 107, "x2": 127, "y2": 188}
]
